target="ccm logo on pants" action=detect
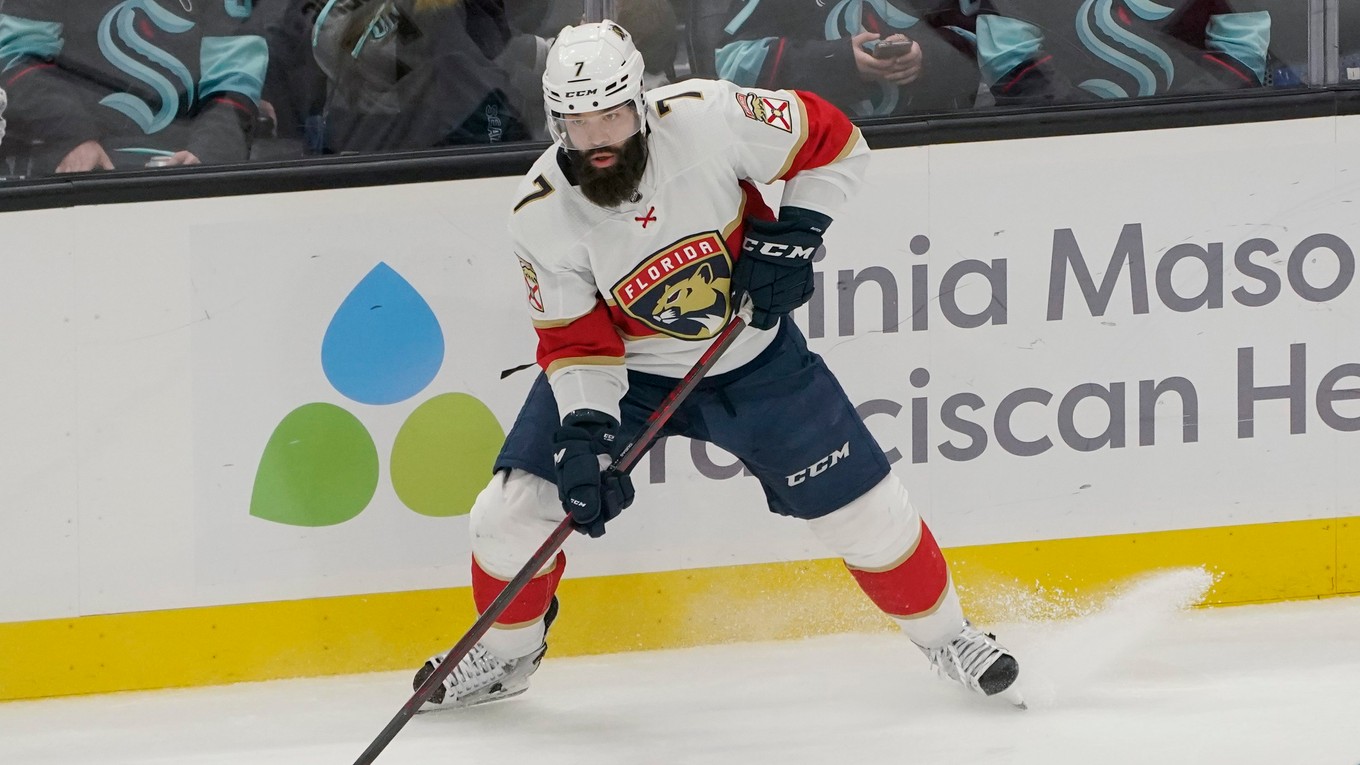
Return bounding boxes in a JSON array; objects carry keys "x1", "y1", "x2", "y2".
[{"x1": 787, "y1": 442, "x2": 850, "y2": 486}]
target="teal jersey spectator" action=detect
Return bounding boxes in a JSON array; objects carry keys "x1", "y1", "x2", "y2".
[
  {"x1": 973, "y1": 0, "x2": 1270, "y2": 106},
  {"x1": 714, "y1": 0, "x2": 982, "y2": 118},
  {"x1": 0, "y1": 0, "x2": 268, "y2": 172}
]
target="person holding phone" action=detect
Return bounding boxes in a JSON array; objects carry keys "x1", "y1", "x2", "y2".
[
  {"x1": 855, "y1": 33, "x2": 921, "y2": 86},
  {"x1": 713, "y1": 0, "x2": 982, "y2": 118}
]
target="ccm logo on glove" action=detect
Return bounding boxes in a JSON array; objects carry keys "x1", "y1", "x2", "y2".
[
  {"x1": 731, "y1": 206, "x2": 832, "y2": 330},
  {"x1": 743, "y1": 238, "x2": 817, "y2": 260}
]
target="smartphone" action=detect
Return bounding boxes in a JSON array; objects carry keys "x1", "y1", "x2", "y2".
[{"x1": 871, "y1": 37, "x2": 914, "y2": 59}]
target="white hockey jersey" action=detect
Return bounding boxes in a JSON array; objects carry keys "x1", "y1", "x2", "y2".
[{"x1": 508, "y1": 78, "x2": 869, "y2": 421}]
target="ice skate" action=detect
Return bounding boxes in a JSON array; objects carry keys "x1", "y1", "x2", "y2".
[
  {"x1": 414, "y1": 597, "x2": 557, "y2": 711},
  {"x1": 917, "y1": 620, "x2": 1025, "y2": 708}
]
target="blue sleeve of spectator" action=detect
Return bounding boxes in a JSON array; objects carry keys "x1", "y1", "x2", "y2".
[
  {"x1": 199, "y1": 34, "x2": 267, "y2": 103},
  {"x1": 1205, "y1": 11, "x2": 1270, "y2": 82},
  {"x1": 0, "y1": 14, "x2": 64, "y2": 71},
  {"x1": 974, "y1": 14, "x2": 1044, "y2": 86},
  {"x1": 715, "y1": 37, "x2": 775, "y2": 87}
]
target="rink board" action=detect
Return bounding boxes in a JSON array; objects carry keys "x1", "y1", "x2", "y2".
[
  {"x1": 0, "y1": 515, "x2": 1354, "y2": 700},
  {"x1": 3, "y1": 114, "x2": 1360, "y2": 699}
]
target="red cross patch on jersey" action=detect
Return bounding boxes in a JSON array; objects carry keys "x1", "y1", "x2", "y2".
[
  {"x1": 735, "y1": 92, "x2": 793, "y2": 133},
  {"x1": 611, "y1": 232, "x2": 734, "y2": 340},
  {"x1": 519, "y1": 256, "x2": 545, "y2": 312}
]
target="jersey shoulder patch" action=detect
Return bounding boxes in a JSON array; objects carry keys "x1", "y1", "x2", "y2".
[{"x1": 731, "y1": 89, "x2": 796, "y2": 133}]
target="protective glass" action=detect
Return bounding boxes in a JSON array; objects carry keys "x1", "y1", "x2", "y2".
[{"x1": 550, "y1": 103, "x2": 643, "y2": 151}]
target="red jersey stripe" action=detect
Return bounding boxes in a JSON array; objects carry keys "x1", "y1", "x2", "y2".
[
  {"x1": 604, "y1": 301, "x2": 660, "y2": 338},
  {"x1": 779, "y1": 90, "x2": 858, "y2": 181},
  {"x1": 727, "y1": 180, "x2": 777, "y2": 262},
  {"x1": 535, "y1": 298, "x2": 626, "y2": 372}
]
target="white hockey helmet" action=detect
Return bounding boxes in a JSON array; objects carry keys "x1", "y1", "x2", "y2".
[{"x1": 542, "y1": 21, "x2": 647, "y2": 150}]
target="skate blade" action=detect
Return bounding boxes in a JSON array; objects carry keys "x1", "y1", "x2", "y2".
[
  {"x1": 996, "y1": 685, "x2": 1027, "y2": 710},
  {"x1": 416, "y1": 685, "x2": 529, "y2": 714}
]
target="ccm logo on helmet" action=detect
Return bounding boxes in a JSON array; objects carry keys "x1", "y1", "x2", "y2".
[
  {"x1": 565, "y1": 89, "x2": 598, "y2": 98},
  {"x1": 786, "y1": 443, "x2": 850, "y2": 486},
  {"x1": 743, "y1": 237, "x2": 817, "y2": 260}
]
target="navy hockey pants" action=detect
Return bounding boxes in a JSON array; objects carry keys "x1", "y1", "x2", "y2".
[{"x1": 494, "y1": 319, "x2": 892, "y2": 520}]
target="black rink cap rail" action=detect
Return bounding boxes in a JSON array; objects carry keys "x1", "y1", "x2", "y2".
[{"x1": 2, "y1": 86, "x2": 1359, "y2": 215}]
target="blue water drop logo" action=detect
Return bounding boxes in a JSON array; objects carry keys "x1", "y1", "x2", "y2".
[{"x1": 322, "y1": 262, "x2": 445, "y2": 405}]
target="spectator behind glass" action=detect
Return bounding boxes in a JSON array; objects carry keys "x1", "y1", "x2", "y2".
[
  {"x1": 492, "y1": 0, "x2": 678, "y2": 141},
  {"x1": 245, "y1": 0, "x2": 331, "y2": 155},
  {"x1": 974, "y1": 0, "x2": 1270, "y2": 106},
  {"x1": 713, "y1": 0, "x2": 982, "y2": 118},
  {"x1": 618, "y1": 0, "x2": 679, "y2": 89},
  {"x1": 311, "y1": 0, "x2": 529, "y2": 152},
  {"x1": 0, "y1": 0, "x2": 267, "y2": 173},
  {"x1": 494, "y1": 0, "x2": 570, "y2": 142}
]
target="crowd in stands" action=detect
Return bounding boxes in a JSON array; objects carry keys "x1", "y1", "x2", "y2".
[{"x1": 0, "y1": 0, "x2": 1299, "y2": 178}]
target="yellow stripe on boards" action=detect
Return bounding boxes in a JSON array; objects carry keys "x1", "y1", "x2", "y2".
[
  {"x1": 948, "y1": 517, "x2": 1343, "y2": 621},
  {"x1": 0, "y1": 590, "x2": 481, "y2": 702},
  {"x1": 1, "y1": 516, "x2": 1355, "y2": 701},
  {"x1": 1339, "y1": 517, "x2": 1359, "y2": 593}
]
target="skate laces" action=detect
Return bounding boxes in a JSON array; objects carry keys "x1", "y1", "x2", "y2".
[
  {"x1": 924, "y1": 623, "x2": 1004, "y2": 693},
  {"x1": 443, "y1": 644, "x2": 509, "y2": 699}
]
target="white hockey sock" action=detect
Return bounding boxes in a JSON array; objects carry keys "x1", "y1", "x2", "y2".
[
  {"x1": 479, "y1": 619, "x2": 547, "y2": 661},
  {"x1": 893, "y1": 583, "x2": 965, "y2": 649}
]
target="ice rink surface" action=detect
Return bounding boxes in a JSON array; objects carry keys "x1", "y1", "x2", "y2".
[{"x1": 3, "y1": 571, "x2": 1358, "y2": 765}]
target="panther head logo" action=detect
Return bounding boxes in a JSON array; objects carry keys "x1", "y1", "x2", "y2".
[
  {"x1": 653, "y1": 262, "x2": 730, "y2": 332},
  {"x1": 612, "y1": 231, "x2": 734, "y2": 340}
]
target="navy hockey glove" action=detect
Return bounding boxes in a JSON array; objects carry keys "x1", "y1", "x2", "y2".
[
  {"x1": 732, "y1": 206, "x2": 831, "y2": 330},
  {"x1": 552, "y1": 409, "x2": 635, "y2": 538}
]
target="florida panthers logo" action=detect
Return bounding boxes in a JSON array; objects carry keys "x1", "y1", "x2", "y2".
[
  {"x1": 612, "y1": 232, "x2": 733, "y2": 340},
  {"x1": 654, "y1": 262, "x2": 729, "y2": 328}
]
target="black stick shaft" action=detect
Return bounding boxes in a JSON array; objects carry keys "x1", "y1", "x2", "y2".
[
  {"x1": 352, "y1": 308, "x2": 750, "y2": 765},
  {"x1": 609, "y1": 310, "x2": 750, "y2": 477}
]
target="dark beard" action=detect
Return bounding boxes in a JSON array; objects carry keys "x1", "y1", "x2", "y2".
[{"x1": 569, "y1": 134, "x2": 648, "y2": 208}]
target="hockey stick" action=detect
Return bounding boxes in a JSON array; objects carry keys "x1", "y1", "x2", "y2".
[{"x1": 352, "y1": 298, "x2": 754, "y2": 765}]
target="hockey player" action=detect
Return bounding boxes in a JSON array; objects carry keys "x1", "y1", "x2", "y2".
[{"x1": 414, "y1": 20, "x2": 1021, "y2": 710}]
